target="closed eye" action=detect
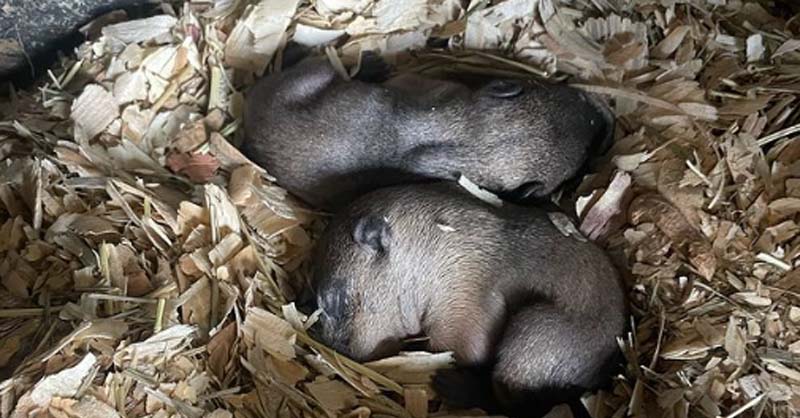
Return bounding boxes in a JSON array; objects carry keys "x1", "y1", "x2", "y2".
[
  {"x1": 499, "y1": 181, "x2": 544, "y2": 203},
  {"x1": 485, "y1": 80, "x2": 524, "y2": 98}
]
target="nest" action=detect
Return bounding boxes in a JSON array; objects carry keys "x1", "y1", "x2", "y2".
[{"x1": 1, "y1": 0, "x2": 800, "y2": 417}]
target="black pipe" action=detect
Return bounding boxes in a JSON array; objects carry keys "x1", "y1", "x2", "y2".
[{"x1": 0, "y1": 0, "x2": 159, "y2": 86}]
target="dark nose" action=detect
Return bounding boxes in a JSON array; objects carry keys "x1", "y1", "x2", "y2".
[
  {"x1": 308, "y1": 315, "x2": 353, "y2": 356},
  {"x1": 584, "y1": 93, "x2": 616, "y2": 156},
  {"x1": 306, "y1": 318, "x2": 324, "y2": 339},
  {"x1": 296, "y1": 287, "x2": 318, "y2": 314},
  {"x1": 593, "y1": 117, "x2": 615, "y2": 155}
]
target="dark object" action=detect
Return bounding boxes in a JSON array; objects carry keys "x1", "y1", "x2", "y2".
[
  {"x1": 432, "y1": 367, "x2": 596, "y2": 418},
  {"x1": 241, "y1": 55, "x2": 615, "y2": 210},
  {"x1": 0, "y1": 0, "x2": 153, "y2": 84},
  {"x1": 307, "y1": 182, "x2": 627, "y2": 418}
]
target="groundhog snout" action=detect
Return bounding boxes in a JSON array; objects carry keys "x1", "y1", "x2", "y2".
[
  {"x1": 308, "y1": 276, "x2": 357, "y2": 349},
  {"x1": 314, "y1": 277, "x2": 349, "y2": 318},
  {"x1": 311, "y1": 312, "x2": 402, "y2": 362},
  {"x1": 310, "y1": 310, "x2": 355, "y2": 355},
  {"x1": 591, "y1": 115, "x2": 614, "y2": 155}
]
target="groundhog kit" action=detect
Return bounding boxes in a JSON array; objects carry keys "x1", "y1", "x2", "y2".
[{"x1": 242, "y1": 48, "x2": 627, "y2": 418}]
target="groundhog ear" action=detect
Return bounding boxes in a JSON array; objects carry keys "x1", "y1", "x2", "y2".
[
  {"x1": 484, "y1": 79, "x2": 524, "y2": 98},
  {"x1": 353, "y1": 216, "x2": 391, "y2": 252}
]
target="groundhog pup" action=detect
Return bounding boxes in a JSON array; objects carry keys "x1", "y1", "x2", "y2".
[
  {"x1": 242, "y1": 56, "x2": 614, "y2": 210},
  {"x1": 308, "y1": 182, "x2": 626, "y2": 416}
]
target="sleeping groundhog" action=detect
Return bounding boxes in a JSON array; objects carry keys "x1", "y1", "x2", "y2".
[
  {"x1": 242, "y1": 54, "x2": 615, "y2": 210},
  {"x1": 307, "y1": 182, "x2": 627, "y2": 417}
]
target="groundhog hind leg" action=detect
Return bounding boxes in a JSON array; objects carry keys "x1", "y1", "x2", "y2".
[{"x1": 492, "y1": 305, "x2": 620, "y2": 417}]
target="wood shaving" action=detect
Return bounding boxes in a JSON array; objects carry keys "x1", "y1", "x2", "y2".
[
  {"x1": 70, "y1": 84, "x2": 119, "y2": 140},
  {"x1": 102, "y1": 14, "x2": 178, "y2": 45}
]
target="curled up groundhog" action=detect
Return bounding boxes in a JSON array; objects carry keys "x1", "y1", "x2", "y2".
[
  {"x1": 307, "y1": 182, "x2": 627, "y2": 417},
  {"x1": 242, "y1": 55, "x2": 615, "y2": 210}
]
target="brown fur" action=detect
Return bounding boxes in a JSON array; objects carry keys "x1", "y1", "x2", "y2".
[
  {"x1": 242, "y1": 56, "x2": 614, "y2": 210},
  {"x1": 309, "y1": 182, "x2": 627, "y2": 415}
]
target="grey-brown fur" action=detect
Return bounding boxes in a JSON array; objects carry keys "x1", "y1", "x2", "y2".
[
  {"x1": 309, "y1": 182, "x2": 626, "y2": 415},
  {"x1": 242, "y1": 56, "x2": 614, "y2": 210}
]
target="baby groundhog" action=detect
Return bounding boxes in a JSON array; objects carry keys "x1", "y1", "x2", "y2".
[
  {"x1": 242, "y1": 55, "x2": 614, "y2": 210},
  {"x1": 308, "y1": 182, "x2": 626, "y2": 417}
]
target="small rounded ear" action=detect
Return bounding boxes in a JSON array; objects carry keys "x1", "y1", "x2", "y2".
[
  {"x1": 484, "y1": 79, "x2": 524, "y2": 98},
  {"x1": 353, "y1": 216, "x2": 391, "y2": 252}
]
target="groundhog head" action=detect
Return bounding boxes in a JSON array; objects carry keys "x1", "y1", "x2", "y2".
[
  {"x1": 309, "y1": 210, "x2": 422, "y2": 362},
  {"x1": 443, "y1": 78, "x2": 614, "y2": 201}
]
